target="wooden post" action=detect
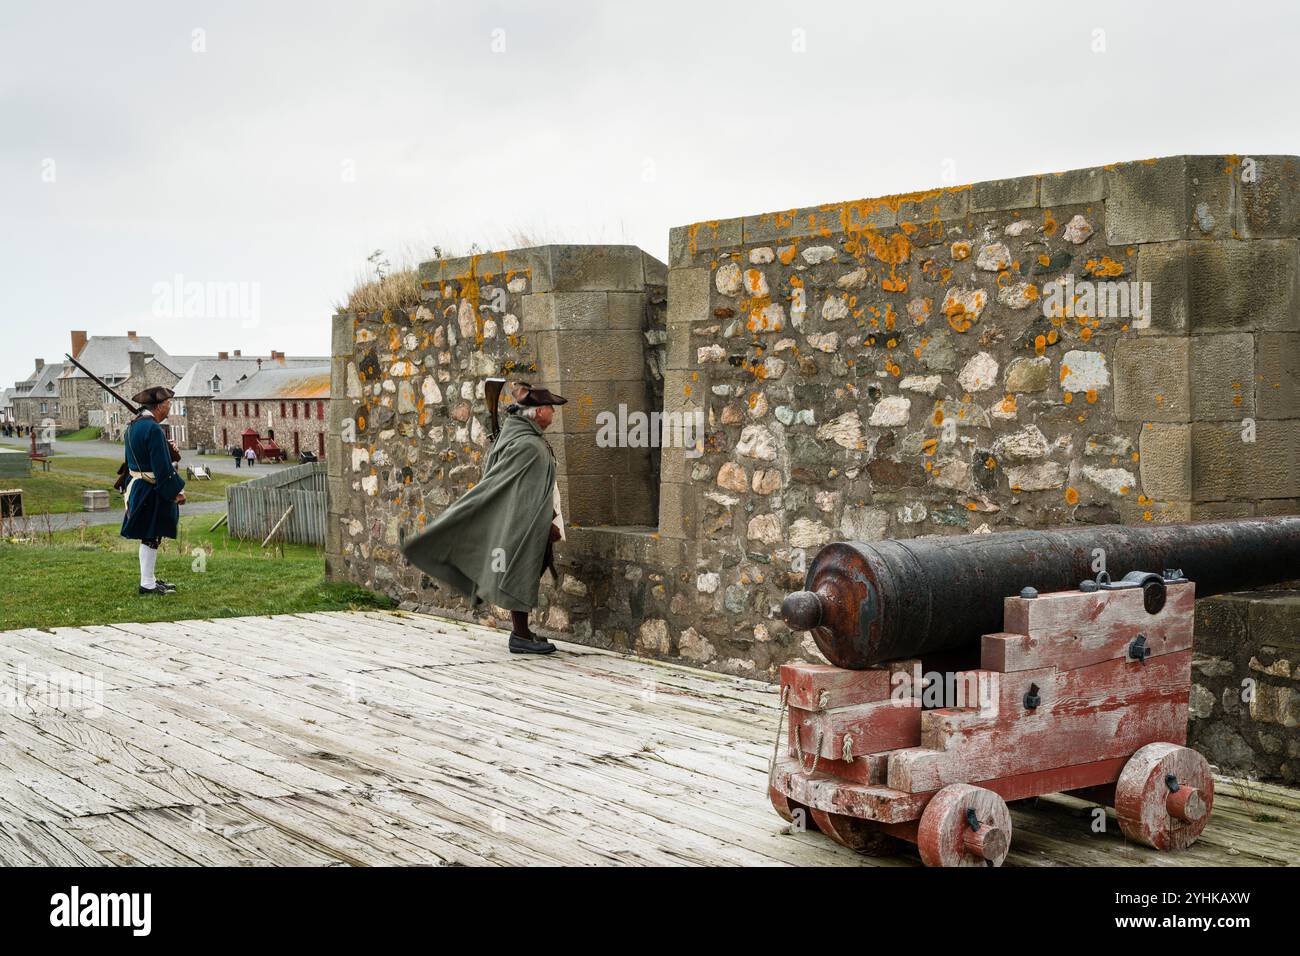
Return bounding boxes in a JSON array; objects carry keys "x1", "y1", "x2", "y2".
[{"x1": 261, "y1": 504, "x2": 294, "y2": 548}]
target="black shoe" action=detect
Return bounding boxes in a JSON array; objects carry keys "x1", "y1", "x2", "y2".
[
  {"x1": 138, "y1": 584, "x2": 175, "y2": 596},
  {"x1": 155, "y1": 579, "x2": 178, "y2": 593},
  {"x1": 509, "y1": 633, "x2": 556, "y2": 655}
]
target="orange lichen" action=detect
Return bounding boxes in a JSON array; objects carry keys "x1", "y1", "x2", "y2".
[{"x1": 1085, "y1": 256, "x2": 1124, "y2": 277}]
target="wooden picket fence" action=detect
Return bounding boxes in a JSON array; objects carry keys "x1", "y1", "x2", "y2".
[{"x1": 226, "y1": 462, "x2": 327, "y2": 546}]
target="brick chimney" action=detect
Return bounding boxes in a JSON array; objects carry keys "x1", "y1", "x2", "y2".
[
  {"x1": 218, "y1": 351, "x2": 229, "y2": 361},
  {"x1": 271, "y1": 350, "x2": 285, "y2": 362},
  {"x1": 34, "y1": 358, "x2": 45, "y2": 371},
  {"x1": 129, "y1": 350, "x2": 148, "y2": 380},
  {"x1": 126, "y1": 330, "x2": 137, "y2": 340},
  {"x1": 70, "y1": 331, "x2": 87, "y2": 358}
]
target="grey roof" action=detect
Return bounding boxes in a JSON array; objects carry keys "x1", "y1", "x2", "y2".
[
  {"x1": 64, "y1": 335, "x2": 170, "y2": 379},
  {"x1": 22, "y1": 362, "x2": 66, "y2": 397},
  {"x1": 217, "y1": 366, "x2": 331, "y2": 401},
  {"x1": 152, "y1": 354, "x2": 208, "y2": 377},
  {"x1": 174, "y1": 356, "x2": 328, "y2": 398},
  {"x1": 0, "y1": 387, "x2": 15, "y2": 410}
]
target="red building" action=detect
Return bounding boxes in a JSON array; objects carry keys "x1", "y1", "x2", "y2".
[{"x1": 214, "y1": 366, "x2": 331, "y2": 461}]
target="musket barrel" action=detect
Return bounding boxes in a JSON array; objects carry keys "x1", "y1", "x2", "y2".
[{"x1": 782, "y1": 518, "x2": 1300, "y2": 669}]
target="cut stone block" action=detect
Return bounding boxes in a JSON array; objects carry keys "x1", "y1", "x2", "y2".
[
  {"x1": 1191, "y1": 420, "x2": 1300, "y2": 501},
  {"x1": 1186, "y1": 154, "x2": 1238, "y2": 241},
  {"x1": 1040, "y1": 166, "x2": 1106, "y2": 207},
  {"x1": 971, "y1": 175, "x2": 1039, "y2": 212},
  {"x1": 550, "y1": 245, "x2": 650, "y2": 293},
  {"x1": 1113, "y1": 337, "x2": 1191, "y2": 422},
  {"x1": 1105, "y1": 156, "x2": 1188, "y2": 244},
  {"x1": 1256, "y1": 332, "x2": 1300, "y2": 420},
  {"x1": 1139, "y1": 423, "x2": 1192, "y2": 501},
  {"x1": 1190, "y1": 333, "x2": 1255, "y2": 420},
  {"x1": 669, "y1": 219, "x2": 743, "y2": 266},
  {"x1": 1135, "y1": 241, "x2": 1188, "y2": 335},
  {"x1": 1187, "y1": 238, "x2": 1300, "y2": 333},
  {"x1": 1236, "y1": 154, "x2": 1300, "y2": 238}
]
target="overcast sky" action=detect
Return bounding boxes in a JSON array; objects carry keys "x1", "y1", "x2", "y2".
[{"x1": 3, "y1": 0, "x2": 1299, "y2": 389}]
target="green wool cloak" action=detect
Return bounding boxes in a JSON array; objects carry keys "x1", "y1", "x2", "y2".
[{"x1": 401, "y1": 412, "x2": 555, "y2": 612}]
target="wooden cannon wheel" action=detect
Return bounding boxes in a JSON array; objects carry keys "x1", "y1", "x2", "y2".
[
  {"x1": 1115, "y1": 742, "x2": 1214, "y2": 850},
  {"x1": 809, "y1": 809, "x2": 904, "y2": 856},
  {"x1": 917, "y1": 784, "x2": 1012, "y2": 867},
  {"x1": 769, "y1": 785, "x2": 820, "y2": 834}
]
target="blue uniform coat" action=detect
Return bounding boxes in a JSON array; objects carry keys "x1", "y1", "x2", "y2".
[{"x1": 120, "y1": 415, "x2": 186, "y2": 540}]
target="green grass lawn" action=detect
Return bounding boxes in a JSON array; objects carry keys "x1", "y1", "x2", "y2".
[
  {"x1": 0, "y1": 515, "x2": 392, "y2": 630},
  {"x1": 58, "y1": 426, "x2": 102, "y2": 441},
  {"x1": 5, "y1": 455, "x2": 250, "y2": 513}
]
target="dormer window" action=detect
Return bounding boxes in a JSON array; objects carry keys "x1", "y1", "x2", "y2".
[{"x1": 210, "y1": 375, "x2": 222, "y2": 393}]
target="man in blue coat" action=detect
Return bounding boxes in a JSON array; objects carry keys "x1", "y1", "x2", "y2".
[{"x1": 120, "y1": 386, "x2": 187, "y2": 595}]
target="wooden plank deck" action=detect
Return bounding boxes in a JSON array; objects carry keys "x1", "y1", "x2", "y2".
[{"x1": 1, "y1": 609, "x2": 1297, "y2": 867}]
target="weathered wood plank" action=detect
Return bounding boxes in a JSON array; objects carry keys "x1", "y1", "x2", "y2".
[{"x1": 2, "y1": 608, "x2": 1296, "y2": 867}]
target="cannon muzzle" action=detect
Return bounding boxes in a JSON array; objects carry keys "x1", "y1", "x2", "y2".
[{"x1": 783, "y1": 518, "x2": 1300, "y2": 669}]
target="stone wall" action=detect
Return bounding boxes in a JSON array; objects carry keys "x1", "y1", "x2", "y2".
[
  {"x1": 328, "y1": 156, "x2": 1300, "y2": 687},
  {"x1": 175, "y1": 396, "x2": 219, "y2": 450},
  {"x1": 103, "y1": 361, "x2": 181, "y2": 441},
  {"x1": 58, "y1": 376, "x2": 100, "y2": 431},
  {"x1": 326, "y1": 245, "x2": 668, "y2": 604},
  {"x1": 1192, "y1": 590, "x2": 1300, "y2": 783}
]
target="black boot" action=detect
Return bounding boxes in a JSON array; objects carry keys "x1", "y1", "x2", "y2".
[
  {"x1": 509, "y1": 634, "x2": 556, "y2": 655},
  {"x1": 509, "y1": 610, "x2": 555, "y2": 655}
]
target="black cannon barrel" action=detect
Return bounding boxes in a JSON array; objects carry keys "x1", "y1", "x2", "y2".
[{"x1": 781, "y1": 518, "x2": 1300, "y2": 669}]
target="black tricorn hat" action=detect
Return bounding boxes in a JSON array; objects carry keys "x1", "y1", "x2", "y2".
[
  {"x1": 132, "y1": 385, "x2": 175, "y2": 406},
  {"x1": 510, "y1": 381, "x2": 568, "y2": 407}
]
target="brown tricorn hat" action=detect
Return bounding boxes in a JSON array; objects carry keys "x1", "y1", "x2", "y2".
[
  {"x1": 510, "y1": 381, "x2": 568, "y2": 407},
  {"x1": 132, "y1": 385, "x2": 175, "y2": 407}
]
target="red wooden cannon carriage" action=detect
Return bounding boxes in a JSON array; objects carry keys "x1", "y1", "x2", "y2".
[
  {"x1": 769, "y1": 519, "x2": 1300, "y2": 866},
  {"x1": 769, "y1": 576, "x2": 1209, "y2": 865},
  {"x1": 240, "y1": 428, "x2": 287, "y2": 463}
]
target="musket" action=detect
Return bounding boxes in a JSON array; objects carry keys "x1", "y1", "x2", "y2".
[
  {"x1": 65, "y1": 352, "x2": 141, "y2": 417},
  {"x1": 484, "y1": 377, "x2": 506, "y2": 442},
  {"x1": 64, "y1": 352, "x2": 182, "y2": 478}
]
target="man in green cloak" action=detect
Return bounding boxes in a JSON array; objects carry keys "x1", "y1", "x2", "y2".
[{"x1": 402, "y1": 382, "x2": 567, "y2": 655}]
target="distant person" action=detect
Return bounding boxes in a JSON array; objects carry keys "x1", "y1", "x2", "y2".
[
  {"x1": 120, "y1": 386, "x2": 186, "y2": 596},
  {"x1": 233, "y1": 445, "x2": 242, "y2": 468},
  {"x1": 244, "y1": 446, "x2": 256, "y2": 467}
]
